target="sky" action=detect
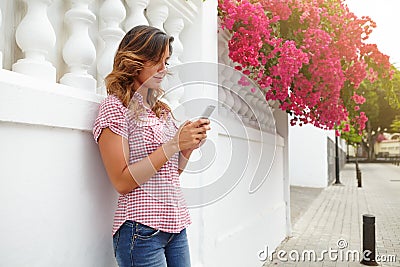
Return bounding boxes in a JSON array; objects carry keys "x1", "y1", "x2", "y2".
[{"x1": 345, "y1": 0, "x2": 400, "y2": 69}]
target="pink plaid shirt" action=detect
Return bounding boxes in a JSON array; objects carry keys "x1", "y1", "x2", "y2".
[{"x1": 93, "y1": 92, "x2": 191, "y2": 235}]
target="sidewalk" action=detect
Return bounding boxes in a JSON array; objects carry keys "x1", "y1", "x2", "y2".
[{"x1": 263, "y1": 163, "x2": 400, "y2": 267}]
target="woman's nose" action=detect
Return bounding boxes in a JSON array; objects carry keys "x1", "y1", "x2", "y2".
[{"x1": 158, "y1": 63, "x2": 168, "y2": 74}]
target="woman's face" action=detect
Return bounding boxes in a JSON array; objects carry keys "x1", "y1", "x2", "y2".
[{"x1": 135, "y1": 45, "x2": 170, "y2": 90}]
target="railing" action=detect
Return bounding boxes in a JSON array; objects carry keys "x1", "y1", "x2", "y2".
[
  {"x1": 218, "y1": 27, "x2": 276, "y2": 133},
  {"x1": 0, "y1": 0, "x2": 197, "y2": 102},
  {"x1": 0, "y1": 0, "x2": 276, "y2": 133}
]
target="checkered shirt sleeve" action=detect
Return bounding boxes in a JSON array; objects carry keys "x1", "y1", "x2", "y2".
[{"x1": 93, "y1": 95, "x2": 128, "y2": 143}]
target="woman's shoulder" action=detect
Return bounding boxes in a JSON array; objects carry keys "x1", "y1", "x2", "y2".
[
  {"x1": 99, "y1": 94, "x2": 128, "y2": 114},
  {"x1": 93, "y1": 95, "x2": 130, "y2": 142},
  {"x1": 100, "y1": 94, "x2": 125, "y2": 108}
]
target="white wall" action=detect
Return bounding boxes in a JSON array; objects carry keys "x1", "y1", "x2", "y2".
[
  {"x1": 193, "y1": 122, "x2": 286, "y2": 267},
  {"x1": 0, "y1": 73, "x2": 288, "y2": 267},
  {"x1": 289, "y1": 124, "x2": 329, "y2": 188},
  {"x1": 0, "y1": 0, "x2": 289, "y2": 266},
  {"x1": 288, "y1": 123, "x2": 348, "y2": 188},
  {"x1": 0, "y1": 70, "x2": 118, "y2": 267}
]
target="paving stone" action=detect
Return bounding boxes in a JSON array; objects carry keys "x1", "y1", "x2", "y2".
[{"x1": 263, "y1": 164, "x2": 400, "y2": 267}]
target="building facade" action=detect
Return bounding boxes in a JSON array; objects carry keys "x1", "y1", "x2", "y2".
[{"x1": 0, "y1": 1, "x2": 289, "y2": 266}]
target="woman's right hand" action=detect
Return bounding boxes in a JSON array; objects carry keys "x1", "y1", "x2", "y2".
[{"x1": 171, "y1": 119, "x2": 211, "y2": 151}]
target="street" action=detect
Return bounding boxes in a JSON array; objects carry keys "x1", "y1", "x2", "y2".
[{"x1": 263, "y1": 163, "x2": 400, "y2": 267}]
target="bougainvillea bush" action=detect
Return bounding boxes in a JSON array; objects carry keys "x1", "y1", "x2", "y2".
[{"x1": 218, "y1": 0, "x2": 393, "y2": 134}]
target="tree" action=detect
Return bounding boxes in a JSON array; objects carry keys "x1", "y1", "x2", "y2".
[
  {"x1": 391, "y1": 116, "x2": 400, "y2": 132},
  {"x1": 218, "y1": 0, "x2": 394, "y2": 134},
  {"x1": 343, "y1": 67, "x2": 400, "y2": 159}
]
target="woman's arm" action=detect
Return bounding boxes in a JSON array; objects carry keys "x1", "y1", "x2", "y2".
[
  {"x1": 98, "y1": 119, "x2": 209, "y2": 195},
  {"x1": 98, "y1": 128, "x2": 179, "y2": 195},
  {"x1": 178, "y1": 149, "x2": 194, "y2": 175}
]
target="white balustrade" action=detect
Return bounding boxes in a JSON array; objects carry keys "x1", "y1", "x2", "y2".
[
  {"x1": 146, "y1": 0, "x2": 169, "y2": 31},
  {"x1": 163, "y1": 12, "x2": 185, "y2": 114},
  {"x1": 12, "y1": 0, "x2": 56, "y2": 82},
  {"x1": 0, "y1": 7, "x2": 2, "y2": 69},
  {"x1": 124, "y1": 0, "x2": 149, "y2": 31},
  {"x1": 218, "y1": 21, "x2": 277, "y2": 132},
  {"x1": 60, "y1": 0, "x2": 97, "y2": 91},
  {"x1": 97, "y1": 0, "x2": 126, "y2": 92},
  {"x1": 4, "y1": 0, "x2": 199, "y2": 94}
]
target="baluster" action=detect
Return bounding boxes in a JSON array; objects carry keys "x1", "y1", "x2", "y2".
[
  {"x1": 231, "y1": 84, "x2": 242, "y2": 117},
  {"x1": 12, "y1": 0, "x2": 56, "y2": 81},
  {"x1": 256, "y1": 97, "x2": 265, "y2": 131},
  {"x1": 244, "y1": 92, "x2": 256, "y2": 127},
  {"x1": 221, "y1": 65, "x2": 234, "y2": 110},
  {"x1": 218, "y1": 65, "x2": 229, "y2": 117},
  {"x1": 263, "y1": 101, "x2": 274, "y2": 133},
  {"x1": 146, "y1": 0, "x2": 169, "y2": 31},
  {"x1": 266, "y1": 100, "x2": 276, "y2": 133},
  {"x1": 237, "y1": 89, "x2": 250, "y2": 121},
  {"x1": 224, "y1": 85, "x2": 235, "y2": 115},
  {"x1": 60, "y1": 0, "x2": 96, "y2": 91},
  {"x1": 98, "y1": 0, "x2": 126, "y2": 93},
  {"x1": 268, "y1": 99, "x2": 277, "y2": 111},
  {"x1": 236, "y1": 85, "x2": 254, "y2": 127},
  {"x1": 163, "y1": 13, "x2": 185, "y2": 113},
  {"x1": 164, "y1": 16, "x2": 184, "y2": 65},
  {"x1": 252, "y1": 92, "x2": 260, "y2": 129},
  {"x1": 250, "y1": 94, "x2": 259, "y2": 128},
  {"x1": 228, "y1": 68, "x2": 243, "y2": 118},
  {"x1": 218, "y1": 85, "x2": 228, "y2": 117},
  {"x1": 218, "y1": 35, "x2": 231, "y2": 117},
  {"x1": 124, "y1": 0, "x2": 149, "y2": 31},
  {"x1": 0, "y1": 7, "x2": 2, "y2": 69},
  {"x1": 218, "y1": 27, "x2": 230, "y2": 62}
]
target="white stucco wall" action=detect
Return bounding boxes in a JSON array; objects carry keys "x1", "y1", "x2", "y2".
[
  {"x1": 289, "y1": 124, "x2": 330, "y2": 188},
  {"x1": 0, "y1": 70, "x2": 119, "y2": 267},
  {"x1": 195, "y1": 123, "x2": 286, "y2": 267},
  {"x1": 0, "y1": 0, "x2": 289, "y2": 266},
  {"x1": 288, "y1": 123, "x2": 348, "y2": 188},
  {"x1": 0, "y1": 72, "x2": 288, "y2": 267}
]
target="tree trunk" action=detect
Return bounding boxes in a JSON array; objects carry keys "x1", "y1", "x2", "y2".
[{"x1": 366, "y1": 120, "x2": 375, "y2": 161}]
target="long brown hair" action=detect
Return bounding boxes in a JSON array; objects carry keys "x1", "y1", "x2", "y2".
[{"x1": 105, "y1": 25, "x2": 174, "y2": 119}]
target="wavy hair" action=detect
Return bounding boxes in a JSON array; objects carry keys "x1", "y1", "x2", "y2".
[{"x1": 105, "y1": 25, "x2": 174, "y2": 120}]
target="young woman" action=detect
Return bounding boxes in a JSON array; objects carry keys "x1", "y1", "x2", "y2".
[{"x1": 93, "y1": 25, "x2": 210, "y2": 267}]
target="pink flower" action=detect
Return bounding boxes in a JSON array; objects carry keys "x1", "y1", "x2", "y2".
[
  {"x1": 238, "y1": 75, "x2": 251, "y2": 86},
  {"x1": 218, "y1": 0, "x2": 390, "y2": 135},
  {"x1": 352, "y1": 94, "x2": 366, "y2": 105}
]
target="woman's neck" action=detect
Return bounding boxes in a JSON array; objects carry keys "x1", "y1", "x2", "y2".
[{"x1": 136, "y1": 87, "x2": 151, "y2": 108}]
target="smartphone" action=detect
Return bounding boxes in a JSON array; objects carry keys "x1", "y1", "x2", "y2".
[{"x1": 201, "y1": 105, "x2": 216, "y2": 119}]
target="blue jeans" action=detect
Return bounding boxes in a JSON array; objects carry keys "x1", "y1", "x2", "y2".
[{"x1": 113, "y1": 220, "x2": 191, "y2": 267}]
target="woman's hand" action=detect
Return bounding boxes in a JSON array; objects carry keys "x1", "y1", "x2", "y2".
[{"x1": 170, "y1": 119, "x2": 211, "y2": 151}]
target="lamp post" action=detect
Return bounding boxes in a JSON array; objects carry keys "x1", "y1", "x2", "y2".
[{"x1": 334, "y1": 135, "x2": 342, "y2": 185}]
